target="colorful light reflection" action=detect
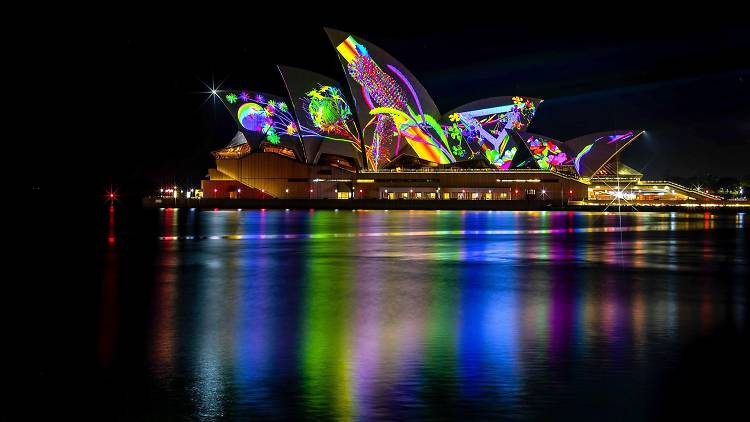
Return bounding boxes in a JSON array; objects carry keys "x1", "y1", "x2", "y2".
[{"x1": 144, "y1": 210, "x2": 747, "y2": 419}]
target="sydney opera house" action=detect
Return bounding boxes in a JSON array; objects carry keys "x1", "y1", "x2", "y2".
[{"x1": 202, "y1": 28, "x2": 717, "y2": 204}]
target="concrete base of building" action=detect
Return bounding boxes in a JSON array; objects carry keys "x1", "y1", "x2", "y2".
[{"x1": 143, "y1": 197, "x2": 748, "y2": 212}]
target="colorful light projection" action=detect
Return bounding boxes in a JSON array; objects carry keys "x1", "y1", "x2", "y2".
[
  {"x1": 524, "y1": 134, "x2": 570, "y2": 170},
  {"x1": 565, "y1": 130, "x2": 641, "y2": 178},
  {"x1": 305, "y1": 86, "x2": 355, "y2": 138},
  {"x1": 326, "y1": 29, "x2": 452, "y2": 169},
  {"x1": 441, "y1": 96, "x2": 542, "y2": 168},
  {"x1": 278, "y1": 66, "x2": 363, "y2": 167},
  {"x1": 218, "y1": 90, "x2": 305, "y2": 160}
]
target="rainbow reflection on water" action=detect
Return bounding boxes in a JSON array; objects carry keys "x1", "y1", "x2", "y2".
[{"x1": 126, "y1": 210, "x2": 747, "y2": 419}]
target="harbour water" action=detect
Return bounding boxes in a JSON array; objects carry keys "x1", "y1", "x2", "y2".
[{"x1": 88, "y1": 209, "x2": 746, "y2": 420}]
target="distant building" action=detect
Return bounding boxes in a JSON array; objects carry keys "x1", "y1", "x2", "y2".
[{"x1": 202, "y1": 29, "x2": 718, "y2": 204}]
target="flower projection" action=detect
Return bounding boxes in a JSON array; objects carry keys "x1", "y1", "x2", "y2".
[
  {"x1": 218, "y1": 90, "x2": 305, "y2": 160},
  {"x1": 277, "y1": 66, "x2": 364, "y2": 167},
  {"x1": 211, "y1": 29, "x2": 643, "y2": 179},
  {"x1": 440, "y1": 97, "x2": 542, "y2": 168},
  {"x1": 304, "y1": 85, "x2": 358, "y2": 141},
  {"x1": 526, "y1": 136, "x2": 569, "y2": 170},
  {"x1": 486, "y1": 146, "x2": 517, "y2": 169}
]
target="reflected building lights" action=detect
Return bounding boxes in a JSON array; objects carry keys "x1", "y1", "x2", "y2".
[
  {"x1": 140, "y1": 209, "x2": 746, "y2": 418},
  {"x1": 97, "y1": 205, "x2": 118, "y2": 368}
]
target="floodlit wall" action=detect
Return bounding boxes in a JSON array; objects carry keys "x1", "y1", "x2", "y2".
[{"x1": 206, "y1": 153, "x2": 356, "y2": 199}]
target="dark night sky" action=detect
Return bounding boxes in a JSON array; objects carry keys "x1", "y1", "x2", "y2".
[{"x1": 29, "y1": 13, "x2": 750, "y2": 197}]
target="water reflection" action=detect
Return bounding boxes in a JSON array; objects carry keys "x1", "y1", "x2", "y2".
[
  {"x1": 137, "y1": 210, "x2": 747, "y2": 419},
  {"x1": 96, "y1": 205, "x2": 118, "y2": 368}
]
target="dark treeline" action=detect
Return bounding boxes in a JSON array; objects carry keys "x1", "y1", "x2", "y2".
[{"x1": 667, "y1": 174, "x2": 750, "y2": 198}]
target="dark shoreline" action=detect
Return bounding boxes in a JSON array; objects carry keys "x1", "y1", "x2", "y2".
[{"x1": 143, "y1": 197, "x2": 749, "y2": 213}]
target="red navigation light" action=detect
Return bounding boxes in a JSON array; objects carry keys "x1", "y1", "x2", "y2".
[
  {"x1": 310, "y1": 189, "x2": 313, "y2": 193},
  {"x1": 106, "y1": 188, "x2": 117, "y2": 203},
  {"x1": 569, "y1": 190, "x2": 573, "y2": 194}
]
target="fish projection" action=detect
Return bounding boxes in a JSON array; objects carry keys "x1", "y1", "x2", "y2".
[
  {"x1": 219, "y1": 90, "x2": 305, "y2": 161},
  {"x1": 441, "y1": 96, "x2": 542, "y2": 168},
  {"x1": 327, "y1": 29, "x2": 453, "y2": 169},
  {"x1": 278, "y1": 66, "x2": 362, "y2": 167}
]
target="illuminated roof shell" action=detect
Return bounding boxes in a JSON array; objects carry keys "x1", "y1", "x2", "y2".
[
  {"x1": 278, "y1": 65, "x2": 363, "y2": 168},
  {"x1": 565, "y1": 130, "x2": 643, "y2": 178},
  {"x1": 325, "y1": 28, "x2": 453, "y2": 169},
  {"x1": 217, "y1": 90, "x2": 306, "y2": 162}
]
